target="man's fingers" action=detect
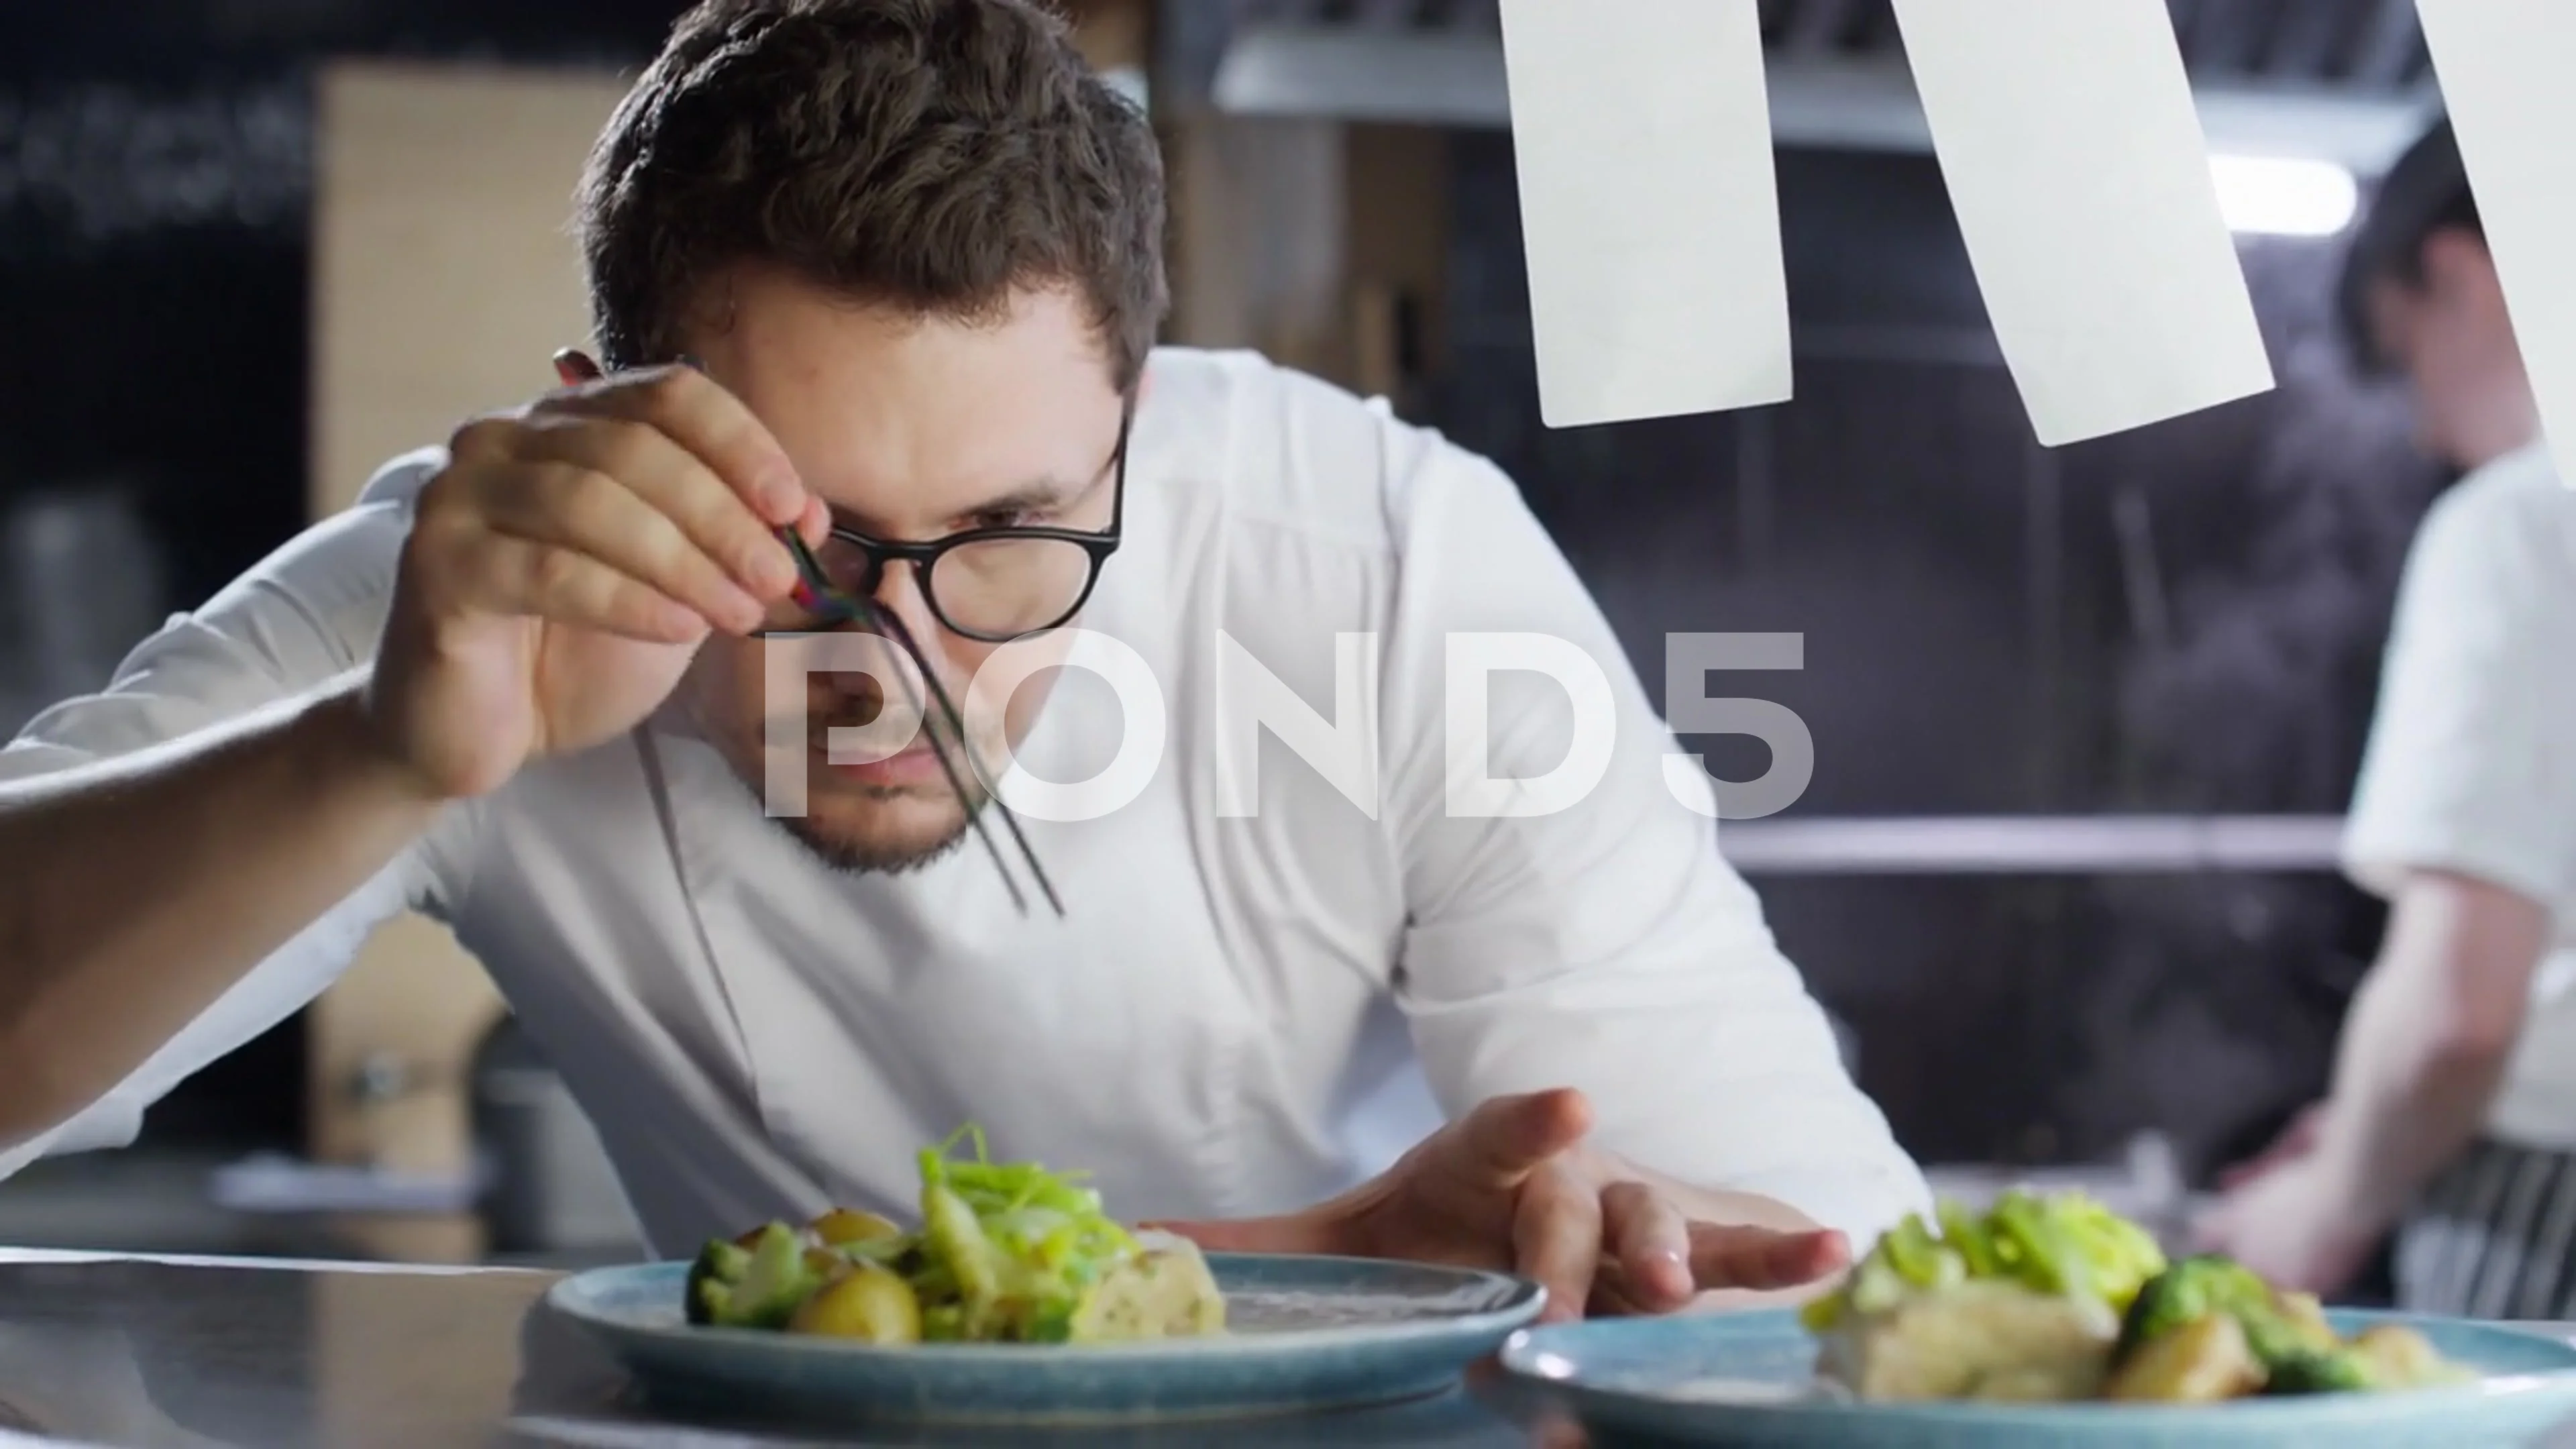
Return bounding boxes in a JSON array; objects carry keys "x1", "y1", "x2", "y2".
[
  {"x1": 510, "y1": 416, "x2": 801, "y2": 604},
  {"x1": 477, "y1": 462, "x2": 767, "y2": 635},
  {"x1": 1452, "y1": 1088, "x2": 1594, "y2": 1189},
  {"x1": 795, "y1": 492, "x2": 834, "y2": 548},
  {"x1": 1601, "y1": 1181, "x2": 1695, "y2": 1311},
  {"x1": 553, "y1": 348, "x2": 604, "y2": 388},
  {"x1": 1515, "y1": 1164, "x2": 1603, "y2": 1324},
  {"x1": 564, "y1": 364, "x2": 808, "y2": 526},
  {"x1": 1684, "y1": 1222, "x2": 1851, "y2": 1293},
  {"x1": 459, "y1": 534, "x2": 706, "y2": 644}
]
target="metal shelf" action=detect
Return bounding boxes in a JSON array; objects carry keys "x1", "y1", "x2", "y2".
[{"x1": 1716, "y1": 814, "x2": 2346, "y2": 875}]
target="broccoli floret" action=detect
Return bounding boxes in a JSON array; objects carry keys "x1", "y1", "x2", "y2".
[
  {"x1": 2117, "y1": 1256, "x2": 2271, "y2": 1358},
  {"x1": 684, "y1": 1222, "x2": 820, "y2": 1330},
  {"x1": 684, "y1": 1238, "x2": 750, "y2": 1327},
  {"x1": 2237, "y1": 1301, "x2": 2339, "y2": 1371},
  {"x1": 2261, "y1": 1346, "x2": 2375, "y2": 1395},
  {"x1": 2119, "y1": 1254, "x2": 2365, "y2": 1394}
]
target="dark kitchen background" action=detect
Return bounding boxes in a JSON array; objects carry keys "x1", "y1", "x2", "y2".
[{"x1": 0, "y1": 0, "x2": 2453, "y2": 1272}]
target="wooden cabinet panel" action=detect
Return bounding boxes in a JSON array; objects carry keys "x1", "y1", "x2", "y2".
[{"x1": 309, "y1": 60, "x2": 627, "y2": 1260}]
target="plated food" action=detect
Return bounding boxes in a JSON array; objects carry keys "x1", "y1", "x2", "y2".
[
  {"x1": 1800, "y1": 1189, "x2": 2471, "y2": 1404},
  {"x1": 549, "y1": 1124, "x2": 1538, "y2": 1424},
  {"x1": 682, "y1": 1128, "x2": 1225, "y2": 1346}
]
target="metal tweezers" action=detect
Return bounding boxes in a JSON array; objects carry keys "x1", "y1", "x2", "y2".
[{"x1": 773, "y1": 527, "x2": 1065, "y2": 918}]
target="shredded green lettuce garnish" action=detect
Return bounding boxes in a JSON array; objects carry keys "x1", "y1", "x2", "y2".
[
  {"x1": 1802, "y1": 1189, "x2": 2167, "y2": 1332},
  {"x1": 688, "y1": 1123, "x2": 1179, "y2": 1344},
  {"x1": 913, "y1": 1123, "x2": 1147, "y2": 1340}
]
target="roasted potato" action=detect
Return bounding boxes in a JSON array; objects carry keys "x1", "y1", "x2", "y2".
[
  {"x1": 2350, "y1": 1324, "x2": 2475, "y2": 1391},
  {"x1": 2104, "y1": 1311, "x2": 2264, "y2": 1403},
  {"x1": 787, "y1": 1263, "x2": 924, "y2": 1344},
  {"x1": 811, "y1": 1208, "x2": 904, "y2": 1247}
]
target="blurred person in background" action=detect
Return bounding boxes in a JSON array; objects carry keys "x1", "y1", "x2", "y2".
[{"x1": 2199, "y1": 117, "x2": 2576, "y2": 1318}]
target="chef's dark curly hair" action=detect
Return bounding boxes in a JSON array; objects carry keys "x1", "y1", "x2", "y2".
[{"x1": 574, "y1": 0, "x2": 1167, "y2": 388}]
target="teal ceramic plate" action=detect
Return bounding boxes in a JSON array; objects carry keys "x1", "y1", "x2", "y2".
[
  {"x1": 545, "y1": 1252, "x2": 1543, "y2": 1428},
  {"x1": 1499, "y1": 1307, "x2": 2576, "y2": 1447}
]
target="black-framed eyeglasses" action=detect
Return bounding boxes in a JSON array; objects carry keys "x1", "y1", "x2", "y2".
[
  {"x1": 765, "y1": 405, "x2": 1129, "y2": 645},
  {"x1": 741, "y1": 396, "x2": 1134, "y2": 922}
]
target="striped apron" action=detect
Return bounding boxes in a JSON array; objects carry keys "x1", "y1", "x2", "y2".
[{"x1": 2396, "y1": 1137, "x2": 2576, "y2": 1320}]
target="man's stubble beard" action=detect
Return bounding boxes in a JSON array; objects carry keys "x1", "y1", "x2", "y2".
[
  {"x1": 696, "y1": 718, "x2": 985, "y2": 877},
  {"x1": 769, "y1": 782, "x2": 976, "y2": 877},
  {"x1": 683, "y1": 655, "x2": 1006, "y2": 879}
]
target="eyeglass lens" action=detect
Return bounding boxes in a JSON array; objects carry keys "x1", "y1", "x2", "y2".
[{"x1": 812, "y1": 534, "x2": 1097, "y2": 639}]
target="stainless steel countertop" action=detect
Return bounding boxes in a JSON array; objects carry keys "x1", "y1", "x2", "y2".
[
  {"x1": 0, "y1": 1248, "x2": 1563, "y2": 1448},
  {"x1": 0, "y1": 1246, "x2": 2571, "y2": 1448}
]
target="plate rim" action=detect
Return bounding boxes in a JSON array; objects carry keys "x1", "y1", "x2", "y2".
[
  {"x1": 545, "y1": 1249, "x2": 1549, "y2": 1363},
  {"x1": 1495, "y1": 1305, "x2": 2576, "y2": 1424}
]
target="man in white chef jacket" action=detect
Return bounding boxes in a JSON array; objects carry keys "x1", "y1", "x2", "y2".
[
  {"x1": 2201, "y1": 118, "x2": 2576, "y2": 1318},
  {"x1": 0, "y1": 0, "x2": 1924, "y2": 1317}
]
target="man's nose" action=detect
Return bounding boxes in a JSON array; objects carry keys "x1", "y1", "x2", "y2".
[{"x1": 868, "y1": 560, "x2": 951, "y2": 667}]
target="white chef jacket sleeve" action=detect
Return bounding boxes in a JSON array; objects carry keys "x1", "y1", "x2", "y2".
[
  {"x1": 1377, "y1": 420, "x2": 1930, "y2": 1245},
  {"x1": 0, "y1": 450, "x2": 474, "y2": 1175},
  {"x1": 2343, "y1": 469, "x2": 2576, "y2": 909}
]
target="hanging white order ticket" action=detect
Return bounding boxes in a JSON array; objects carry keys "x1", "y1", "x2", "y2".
[
  {"x1": 2415, "y1": 1, "x2": 2576, "y2": 485},
  {"x1": 1497, "y1": 0, "x2": 1789, "y2": 429},
  {"x1": 1890, "y1": 0, "x2": 2275, "y2": 446}
]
